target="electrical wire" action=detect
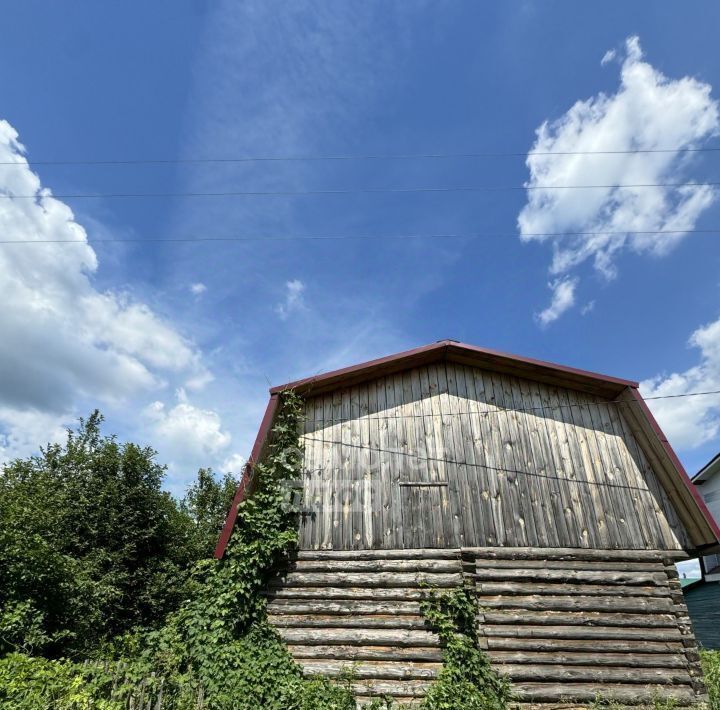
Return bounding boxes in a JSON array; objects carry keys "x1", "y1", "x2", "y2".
[
  {"x1": 2, "y1": 145, "x2": 720, "y2": 166},
  {"x1": 0, "y1": 228, "x2": 718, "y2": 245},
  {"x1": 1, "y1": 181, "x2": 718, "y2": 200},
  {"x1": 298, "y1": 436, "x2": 656, "y2": 494},
  {"x1": 298, "y1": 389, "x2": 720, "y2": 426}
]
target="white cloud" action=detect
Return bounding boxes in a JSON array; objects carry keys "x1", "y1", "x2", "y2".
[
  {"x1": 0, "y1": 407, "x2": 69, "y2": 465},
  {"x1": 220, "y1": 452, "x2": 246, "y2": 474},
  {"x1": 581, "y1": 300, "x2": 596, "y2": 316},
  {"x1": 275, "y1": 279, "x2": 306, "y2": 320},
  {"x1": 641, "y1": 315, "x2": 720, "y2": 449},
  {"x1": 0, "y1": 118, "x2": 211, "y2": 463},
  {"x1": 601, "y1": 49, "x2": 616, "y2": 66},
  {"x1": 143, "y1": 389, "x2": 239, "y2": 479},
  {"x1": 536, "y1": 277, "x2": 577, "y2": 326},
  {"x1": 190, "y1": 282, "x2": 207, "y2": 295},
  {"x1": 519, "y1": 35, "x2": 719, "y2": 321}
]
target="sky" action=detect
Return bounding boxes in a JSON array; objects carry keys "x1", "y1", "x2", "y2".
[{"x1": 1, "y1": 1, "x2": 720, "y2": 498}]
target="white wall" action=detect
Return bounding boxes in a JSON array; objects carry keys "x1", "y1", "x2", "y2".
[{"x1": 699, "y1": 472, "x2": 720, "y2": 525}]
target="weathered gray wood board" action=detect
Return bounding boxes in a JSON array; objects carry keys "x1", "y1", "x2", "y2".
[{"x1": 298, "y1": 362, "x2": 690, "y2": 551}]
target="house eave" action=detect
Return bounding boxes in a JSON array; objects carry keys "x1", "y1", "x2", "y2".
[{"x1": 270, "y1": 340, "x2": 638, "y2": 399}]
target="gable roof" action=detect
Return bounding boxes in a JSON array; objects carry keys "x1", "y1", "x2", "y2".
[
  {"x1": 269, "y1": 340, "x2": 638, "y2": 399},
  {"x1": 215, "y1": 340, "x2": 720, "y2": 558}
]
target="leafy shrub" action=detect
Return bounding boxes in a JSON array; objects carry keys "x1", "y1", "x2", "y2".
[
  {"x1": 0, "y1": 412, "x2": 237, "y2": 657},
  {"x1": 0, "y1": 653, "x2": 103, "y2": 710},
  {"x1": 701, "y1": 649, "x2": 720, "y2": 710}
]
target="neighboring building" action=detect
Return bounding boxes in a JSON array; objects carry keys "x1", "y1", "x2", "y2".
[
  {"x1": 216, "y1": 341, "x2": 720, "y2": 706},
  {"x1": 682, "y1": 454, "x2": 720, "y2": 650},
  {"x1": 692, "y1": 454, "x2": 720, "y2": 582},
  {"x1": 683, "y1": 578, "x2": 720, "y2": 649}
]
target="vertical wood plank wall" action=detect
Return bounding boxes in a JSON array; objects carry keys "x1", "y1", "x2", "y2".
[{"x1": 298, "y1": 363, "x2": 690, "y2": 551}]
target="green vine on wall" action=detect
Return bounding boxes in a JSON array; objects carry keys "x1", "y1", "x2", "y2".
[
  {"x1": 141, "y1": 389, "x2": 359, "y2": 708},
  {"x1": 420, "y1": 587, "x2": 512, "y2": 710}
]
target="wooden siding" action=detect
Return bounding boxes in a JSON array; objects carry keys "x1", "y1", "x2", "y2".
[
  {"x1": 684, "y1": 581, "x2": 720, "y2": 650},
  {"x1": 298, "y1": 363, "x2": 690, "y2": 551},
  {"x1": 267, "y1": 547, "x2": 705, "y2": 705}
]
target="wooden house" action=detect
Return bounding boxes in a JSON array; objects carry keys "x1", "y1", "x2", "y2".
[{"x1": 215, "y1": 341, "x2": 720, "y2": 706}]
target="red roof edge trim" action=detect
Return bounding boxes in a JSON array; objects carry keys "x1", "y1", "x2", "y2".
[
  {"x1": 214, "y1": 393, "x2": 280, "y2": 559},
  {"x1": 269, "y1": 340, "x2": 638, "y2": 395},
  {"x1": 447, "y1": 341, "x2": 638, "y2": 387},
  {"x1": 269, "y1": 341, "x2": 448, "y2": 394},
  {"x1": 628, "y1": 386, "x2": 720, "y2": 542}
]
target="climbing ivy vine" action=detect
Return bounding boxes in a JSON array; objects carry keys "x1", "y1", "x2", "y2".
[
  {"x1": 124, "y1": 389, "x2": 362, "y2": 709},
  {"x1": 420, "y1": 587, "x2": 512, "y2": 710}
]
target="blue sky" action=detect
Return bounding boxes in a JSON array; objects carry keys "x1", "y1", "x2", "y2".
[{"x1": 2, "y1": 1, "x2": 720, "y2": 493}]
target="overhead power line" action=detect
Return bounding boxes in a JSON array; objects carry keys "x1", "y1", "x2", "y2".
[
  {"x1": 301, "y1": 389, "x2": 720, "y2": 426},
  {"x1": 299, "y1": 438, "x2": 662, "y2": 494},
  {"x1": 0, "y1": 228, "x2": 718, "y2": 245},
  {"x1": 2, "y1": 145, "x2": 720, "y2": 166},
  {"x1": 1, "y1": 181, "x2": 719, "y2": 200}
]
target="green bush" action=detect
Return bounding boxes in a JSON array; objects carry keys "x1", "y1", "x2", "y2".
[
  {"x1": 701, "y1": 649, "x2": 720, "y2": 710},
  {"x1": 0, "y1": 412, "x2": 237, "y2": 657},
  {"x1": 0, "y1": 653, "x2": 105, "y2": 710}
]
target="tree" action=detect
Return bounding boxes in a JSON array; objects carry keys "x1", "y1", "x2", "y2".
[
  {"x1": 0, "y1": 412, "x2": 237, "y2": 658},
  {"x1": 180, "y1": 468, "x2": 239, "y2": 559}
]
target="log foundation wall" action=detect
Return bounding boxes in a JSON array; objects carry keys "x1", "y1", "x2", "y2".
[{"x1": 266, "y1": 547, "x2": 707, "y2": 707}]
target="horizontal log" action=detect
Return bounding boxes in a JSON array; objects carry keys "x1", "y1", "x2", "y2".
[
  {"x1": 475, "y1": 594, "x2": 674, "y2": 614},
  {"x1": 272, "y1": 572, "x2": 463, "y2": 588},
  {"x1": 479, "y1": 624, "x2": 682, "y2": 641},
  {"x1": 475, "y1": 559, "x2": 664, "y2": 572},
  {"x1": 287, "y1": 559, "x2": 461, "y2": 573},
  {"x1": 269, "y1": 614, "x2": 428, "y2": 630},
  {"x1": 293, "y1": 549, "x2": 460, "y2": 561},
  {"x1": 470, "y1": 568, "x2": 668, "y2": 585},
  {"x1": 512, "y1": 682, "x2": 695, "y2": 704},
  {"x1": 265, "y1": 586, "x2": 429, "y2": 601},
  {"x1": 478, "y1": 611, "x2": 678, "y2": 628},
  {"x1": 464, "y1": 547, "x2": 688, "y2": 562},
  {"x1": 489, "y1": 650, "x2": 688, "y2": 669},
  {"x1": 268, "y1": 600, "x2": 422, "y2": 616},
  {"x1": 497, "y1": 664, "x2": 692, "y2": 685},
  {"x1": 350, "y1": 680, "x2": 431, "y2": 698},
  {"x1": 277, "y1": 627, "x2": 440, "y2": 647},
  {"x1": 300, "y1": 660, "x2": 441, "y2": 680},
  {"x1": 485, "y1": 637, "x2": 685, "y2": 654},
  {"x1": 475, "y1": 581, "x2": 669, "y2": 598},
  {"x1": 287, "y1": 645, "x2": 443, "y2": 662}
]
